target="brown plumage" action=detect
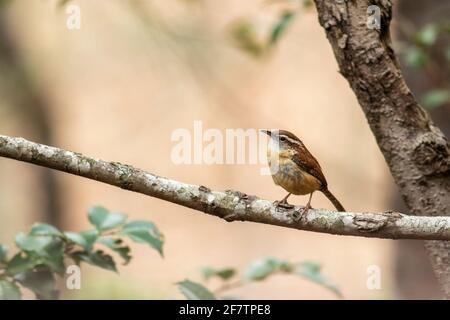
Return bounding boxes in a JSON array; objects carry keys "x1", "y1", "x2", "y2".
[{"x1": 263, "y1": 129, "x2": 345, "y2": 212}]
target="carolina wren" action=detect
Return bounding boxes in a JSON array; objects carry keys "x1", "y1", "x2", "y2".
[{"x1": 262, "y1": 129, "x2": 345, "y2": 213}]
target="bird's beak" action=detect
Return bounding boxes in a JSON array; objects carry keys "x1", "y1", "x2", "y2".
[{"x1": 260, "y1": 129, "x2": 271, "y2": 137}]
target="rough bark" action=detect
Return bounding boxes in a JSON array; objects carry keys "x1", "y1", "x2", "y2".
[
  {"x1": 391, "y1": 0, "x2": 450, "y2": 299},
  {"x1": 313, "y1": 0, "x2": 450, "y2": 296},
  {"x1": 1, "y1": 135, "x2": 450, "y2": 241}
]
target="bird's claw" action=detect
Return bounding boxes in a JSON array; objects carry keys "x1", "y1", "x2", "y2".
[
  {"x1": 292, "y1": 205, "x2": 311, "y2": 222},
  {"x1": 273, "y1": 200, "x2": 294, "y2": 210}
]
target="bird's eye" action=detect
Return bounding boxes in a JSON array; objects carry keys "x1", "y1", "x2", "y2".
[{"x1": 280, "y1": 136, "x2": 286, "y2": 142}]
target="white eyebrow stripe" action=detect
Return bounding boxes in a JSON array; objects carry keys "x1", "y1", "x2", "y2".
[{"x1": 279, "y1": 135, "x2": 301, "y2": 146}]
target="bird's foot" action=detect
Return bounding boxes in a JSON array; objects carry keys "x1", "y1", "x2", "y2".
[
  {"x1": 292, "y1": 204, "x2": 312, "y2": 222},
  {"x1": 273, "y1": 200, "x2": 294, "y2": 210}
]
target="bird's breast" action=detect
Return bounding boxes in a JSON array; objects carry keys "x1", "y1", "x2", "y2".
[{"x1": 268, "y1": 153, "x2": 321, "y2": 195}]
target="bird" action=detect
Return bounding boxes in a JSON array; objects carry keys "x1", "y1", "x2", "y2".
[{"x1": 262, "y1": 129, "x2": 345, "y2": 214}]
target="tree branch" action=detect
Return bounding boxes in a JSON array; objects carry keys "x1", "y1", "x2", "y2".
[
  {"x1": 1, "y1": 134, "x2": 450, "y2": 241},
  {"x1": 313, "y1": 0, "x2": 450, "y2": 295}
]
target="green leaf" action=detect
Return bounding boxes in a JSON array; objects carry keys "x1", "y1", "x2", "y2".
[
  {"x1": 15, "y1": 267, "x2": 58, "y2": 300},
  {"x1": 72, "y1": 250, "x2": 117, "y2": 272},
  {"x1": 0, "y1": 244, "x2": 8, "y2": 263},
  {"x1": 88, "y1": 206, "x2": 127, "y2": 231},
  {"x1": 229, "y1": 19, "x2": 265, "y2": 57},
  {"x1": 416, "y1": 23, "x2": 439, "y2": 46},
  {"x1": 40, "y1": 239, "x2": 65, "y2": 274},
  {"x1": 64, "y1": 230, "x2": 98, "y2": 251},
  {"x1": 15, "y1": 231, "x2": 65, "y2": 274},
  {"x1": 0, "y1": 280, "x2": 21, "y2": 300},
  {"x1": 278, "y1": 260, "x2": 295, "y2": 272},
  {"x1": 67, "y1": 251, "x2": 84, "y2": 265},
  {"x1": 6, "y1": 253, "x2": 37, "y2": 276},
  {"x1": 64, "y1": 232, "x2": 87, "y2": 249},
  {"x1": 15, "y1": 233, "x2": 53, "y2": 252},
  {"x1": 243, "y1": 257, "x2": 283, "y2": 281},
  {"x1": 88, "y1": 251, "x2": 117, "y2": 272},
  {"x1": 269, "y1": 11, "x2": 295, "y2": 46},
  {"x1": 201, "y1": 267, "x2": 236, "y2": 281},
  {"x1": 30, "y1": 223, "x2": 62, "y2": 237},
  {"x1": 177, "y1": 280, "x2": 216, "y2": 300},
  {"x1": 404, "y1": 46, "x2": 426, "y2": 68},
  {"x1": 298, "y1": 261, "x2": 321, "y2": 273},
  {"x1": 97, "y1": 236, "x2": 131, "y2": 265},
  {"x1": 120, "y1": 221, "x2": 164, "y2": 256},
  {"x1": 296, "y1": 261, "x2": 342, "y2": 297},
  {"x1": 422, "y1": 89, "x2": 450, "y2": 109}
]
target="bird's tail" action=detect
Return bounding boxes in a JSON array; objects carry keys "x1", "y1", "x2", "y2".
[{"x1": 321, "y1": 188, "x2": 346, "y2": 212}]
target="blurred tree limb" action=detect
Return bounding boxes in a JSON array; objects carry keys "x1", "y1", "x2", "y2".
[
  {"x1": 0, "y1": 7, "x2": 62, "y2": 227},
  {"x1": 312, "y1": 0, "x2": 450, "y2": 296},
  {"x1": 0, "y1": 135, "x2": 450, "y2": 242}
]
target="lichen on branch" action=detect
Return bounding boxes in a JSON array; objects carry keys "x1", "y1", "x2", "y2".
[{"x1": 1, "y1": 135, "x2": 449, "y2": 241}]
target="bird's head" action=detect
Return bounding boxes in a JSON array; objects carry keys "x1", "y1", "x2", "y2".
[{"x1": 261, "y1": 129, "x2": 303, "y2": 152}]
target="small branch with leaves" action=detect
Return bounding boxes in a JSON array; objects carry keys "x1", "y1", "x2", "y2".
[
  {"x1": 0, "y1": 205, "x2": 341, "y2": 300},
  {"x1": 177, "y1": 257, "x2": 342, "y2": 300},
  {"x1": 0, "y1": 206, "x2": 164, "y2": 300}
]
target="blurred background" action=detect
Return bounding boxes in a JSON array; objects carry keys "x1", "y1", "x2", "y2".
[{"x1": 0, "y1": 0, "x2": 449, "y2": 299}]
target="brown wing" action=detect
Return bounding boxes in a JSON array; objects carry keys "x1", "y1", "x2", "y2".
[{"x1": 291, "y1": 145, "x2": 328, "y2": 189}]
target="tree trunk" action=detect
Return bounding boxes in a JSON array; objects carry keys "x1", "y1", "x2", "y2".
[
  {"x1": 392, "y1": 0, "x2": 450, "y2": 299},
  {"x1": 313, "y1": 0, "x2": 450, "y2": 297}
]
